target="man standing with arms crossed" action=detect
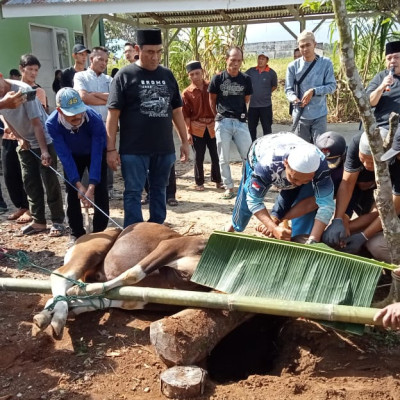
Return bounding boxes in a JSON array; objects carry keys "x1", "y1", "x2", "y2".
[
  {"x1": 208, "y1": 46, "x2": 253, "y2": 199},
  {"x1": 106, "y1": 29, "x2": 189, "y2": 228},
  {"x1": 285, "y1": 30, "x2": 336, "y2": 143},
  {"x1": 245, "y1": 52, "x2": 278, "y2": 141}
]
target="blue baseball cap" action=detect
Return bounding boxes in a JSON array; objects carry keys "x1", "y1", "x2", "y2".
[{"x1": 56, "y1": 88, "x2": 86, "y2": 116}]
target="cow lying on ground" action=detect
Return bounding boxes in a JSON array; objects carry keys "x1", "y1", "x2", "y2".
[{"x1": 33, "y1": 222, "x2": 207, "y2": 338}]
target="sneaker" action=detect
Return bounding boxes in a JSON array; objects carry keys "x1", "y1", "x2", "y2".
[{"x1": 108, "y1": 188, "x2": 123, "y2": 200}]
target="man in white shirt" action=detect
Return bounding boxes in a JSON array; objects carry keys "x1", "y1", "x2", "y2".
[{"x1": 74, "y1": 46, "x2": 120, "y2": 199}]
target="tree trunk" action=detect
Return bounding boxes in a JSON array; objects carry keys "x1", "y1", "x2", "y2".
[
  {"x1": 160, "y1": 366, "x2": 207, "y2": 399},
  {"x1": 332, "y1": 0, "x2": 400, "y2": 265},
  {"x1": 150, "y1": 308, "x2": 252, "y2": 366}
]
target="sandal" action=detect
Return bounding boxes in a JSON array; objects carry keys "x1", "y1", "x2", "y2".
[
  {"x1": 221, "y1": 190, "x2": 235, "y2": 200},
  {"x1": 16, "y1": 210, "x2": 33, "y2": 224},
  {"x1": 167, "y1": 198, "x2": 179, "y2": 207},
  {"x1": 21, "y1": 223, "x2": 47, "y2": 236},
  {"x1": 7, "y1": 208, "x2": 28, "y2": 221},
  {"x1": 194, "y1": 185, "x2": 205, "y2": 191},
  {"x1": 215, "y1": 182, "x2": 224, "y2": 189},
  {"x1": 49, "y1": 223, "x2": 66, "y2": 237}
]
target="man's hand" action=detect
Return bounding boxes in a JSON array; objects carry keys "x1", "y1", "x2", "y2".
[
  {"x1": 40, "y1": 150, "x2": 52, "y2": 167},
  {"x1": 272, "y1": 225, "x2": 292, "y2": 241},
  {"x1": 0, "y1": 90, "x2": 25, "y2": 110},
  {"x1": 301, "y1": 88, "x2": 314, "y2": 106},
  {"x1": 374, "y1": 303, "x2": 400, "y2": 330},
  {"x1": 342, "y1": 232, "x2": 368, "y2": 254},
  {"x1": 180, "y1": 142, "x2": 190, "y2": 162},
  {"x1": 107, "y1": 150, "x2": 121, "y2": 171},
  {"x1": 322, "y1": 218, "x2": 346, "y2": 247},
  {"x1": 18, "y1": 139, "x2": 30, "y2": 150},
  {"x1": 187, "y1": 133, "x2": 193, "y2": 146}
]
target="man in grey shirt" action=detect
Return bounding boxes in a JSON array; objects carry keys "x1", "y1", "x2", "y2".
[
  {"x1": 285, "y1": 30, "x2": 336, "y2": 144},
  {"x1": 245, "y1": 52, "x2": 277, "y2": 141},
  {"x1": 0, "y1": 72, "x2": 65, "y2": 236}
]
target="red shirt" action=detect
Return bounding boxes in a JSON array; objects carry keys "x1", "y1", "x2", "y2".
[{"x1": 182, "y1": 80, "x2": 215, "y2": 138}]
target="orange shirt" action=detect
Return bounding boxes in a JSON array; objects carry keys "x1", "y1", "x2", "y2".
[
  {"x1": 182, "y1": 80, "x2": 215, "y2": 138},
  {"x1": 255, "y1": 65, "x2": 271, "y2": 73}
]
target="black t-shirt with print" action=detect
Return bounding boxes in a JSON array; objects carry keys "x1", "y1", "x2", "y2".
[
  {"x1": 208, "y1": 70, "x2": 253, "y2": 122},
  {"x1": 107, "y1": 63, "x2": 182, "y2": 155}
]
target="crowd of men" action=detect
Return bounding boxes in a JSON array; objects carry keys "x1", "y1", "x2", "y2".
[{"x1": 1, "y1": 28, "x2": 400, "y2": 328}]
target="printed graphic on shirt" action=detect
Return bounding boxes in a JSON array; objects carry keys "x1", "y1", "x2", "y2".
[
  {"x1": 220, "y1": 79, "x2": 246, "y2": 97},
  {"x1": 139, "y1": 80, "x2": 170, "y2": 117}
]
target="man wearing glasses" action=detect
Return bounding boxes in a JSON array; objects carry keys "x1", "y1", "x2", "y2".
[{"x1": 106, "y1": 29, "x2": 189, "y2": 228}]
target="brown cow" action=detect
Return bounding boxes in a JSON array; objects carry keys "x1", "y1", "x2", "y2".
[{"x1": 34, "y1": 222, "x2": 207, "y2": 337}]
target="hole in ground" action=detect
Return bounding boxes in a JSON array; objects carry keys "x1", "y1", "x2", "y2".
[{"x1": 207, "y1": 314, "x2": 287, "y2": 383}]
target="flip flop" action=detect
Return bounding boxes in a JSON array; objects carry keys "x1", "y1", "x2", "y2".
[
  {"x1": 221, "y1": 190, "x2": 235, "y2": 200},
  {"x1": 194, "y1": 185, "x2": 205, "y2": 191},
  {"x1": 16, "y1": 211, "x2": 33, "y2": 224},
  {"x1": 7, "y1": 209, "x2": 28, "y2": 221},
  {"x1": 49, "y1": 223, "x2": 66, "y2": 237},
  {"x1": 21, "y1": 224, "x2": 47, "y2": 235},
  {"x1": 215, "y1": 182, "x2": 224, "y2": 189}
]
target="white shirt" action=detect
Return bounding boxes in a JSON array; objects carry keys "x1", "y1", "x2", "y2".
[{"x1": 74, "y1": 68, "x2": 112, "y2": 122}]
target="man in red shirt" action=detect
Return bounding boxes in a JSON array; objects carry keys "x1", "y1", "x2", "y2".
[{"x1": 182, "y1": 61, "x2": 222, "y2": 191}]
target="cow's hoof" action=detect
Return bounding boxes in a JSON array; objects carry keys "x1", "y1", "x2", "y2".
[
  {"x1": 66, "y1": 284, "x2": 87, "y2": 296},
  {"x1": 33, "y1": 310, "x2": 52, "y2": 330},
  {"x1": 81, "y1": 282, "x2": 106, "y2": 295}
]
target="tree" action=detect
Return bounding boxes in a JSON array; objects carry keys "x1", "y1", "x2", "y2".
[{"x1": 331, "y1": 0, "x2": 400, "y2": 264}]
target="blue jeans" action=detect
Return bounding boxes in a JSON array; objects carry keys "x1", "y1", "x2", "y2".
[
  {"x1": 215, "y1": 118, "x2": 252, "y2": 189},
  {"x1": 295, "y1": 115, "x2": 327, "y2": 144},
  {"x1": 120, "y1": 153, "x2": 175, "y2": 227}
]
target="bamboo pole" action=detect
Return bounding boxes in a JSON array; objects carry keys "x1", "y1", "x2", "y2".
[{"x1": 0, "y1": 277, "x2": 382, "y2": 326}]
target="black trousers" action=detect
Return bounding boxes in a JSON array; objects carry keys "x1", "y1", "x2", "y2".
[
  {"x1": 192, "y1": 128, "x2": 221, "y2": 186},
  {"x1": 248, "y1": 106, "x2": 273, "y2": 142},
  {"x1": 1, "y1": 139, "x2": 29, "y2": 209},
  {"x1": 65, "y1": 153, "x2": 109, "y2": 238}
]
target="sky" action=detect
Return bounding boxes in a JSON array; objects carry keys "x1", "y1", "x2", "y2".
[{"x1": 245, "y1": 19, "x2": 337, "y2": 44}]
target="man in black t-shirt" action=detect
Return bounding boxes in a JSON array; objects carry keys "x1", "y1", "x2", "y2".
[
  {"x1": 106, "y1": 29, "x2": 189, "y2": 228},
  {"x1": 61, "y1": 44, "x2": 91, "y2": 88},
  {"x1": 208, "y1": 46, "x2": 253, "y2": 199},
  {"x1": 323, "y1": 128, "x2": 400, "y2": 263}
]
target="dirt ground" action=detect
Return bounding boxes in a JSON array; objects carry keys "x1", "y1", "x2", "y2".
[{"x1": 2, "y1": 150, "x2": 400, "y2": 400}]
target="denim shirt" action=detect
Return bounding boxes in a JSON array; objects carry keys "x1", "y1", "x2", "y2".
[
  {"x1": 247, "y1": 133, "x2": 335, "y2": 225},
  {"x1": 285, "y1": 56, "x2": 336, "y2": 120}
]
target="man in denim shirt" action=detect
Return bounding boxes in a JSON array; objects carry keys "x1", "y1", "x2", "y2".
[
  {"x1": 225, "y1": 132, "x2": 335, "y2": 244},
  {"x1": 285, "y1": 30, "x2": 336, "y2": 144}
]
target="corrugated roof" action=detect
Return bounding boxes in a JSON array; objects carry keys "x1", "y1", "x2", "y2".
[{"x1": 1, "y1": 0, "x2": 381, "y2": 28}]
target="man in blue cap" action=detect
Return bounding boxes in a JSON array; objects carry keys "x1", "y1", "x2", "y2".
[
  {"x1": 106, "y1": 29, "x2": 189, "y2": 228},
  {"x1": 46, "y1": 88, "x2": 109, "y2": 244}
]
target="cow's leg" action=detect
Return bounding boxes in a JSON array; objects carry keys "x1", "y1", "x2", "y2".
[
  {"x1": 33, "y1": 229, "x2": 121, "y2": 337},
  {"x1": 68, "y1": 236, "x2": 207, "y2": 296}
]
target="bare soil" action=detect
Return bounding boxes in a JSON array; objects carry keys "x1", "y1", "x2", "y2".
[{"x1": 1, "y1": 159, "x2": 400, "y2": 400}]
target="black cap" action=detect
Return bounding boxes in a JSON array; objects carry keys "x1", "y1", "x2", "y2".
[
  {"x1": 385, "y1": 41, "x2": 400, "y2": 55},
  {"x1": 381, "y1": 126, "x2": 400, "y2": 161},
  {"x1": 72, "y1": 44, "x2": 91, "y2": 54},
  {"x1": 315, "y1": 131, "x2": 346, "y2": 169},
  {"x1": 137, "y1": 29, "x2": 162, "y2": 46},
  {"x1": 186, "y1": 61, "x2": 202, "y2": 73}
]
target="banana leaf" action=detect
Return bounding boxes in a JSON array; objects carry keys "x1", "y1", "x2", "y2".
[{"x1": 191, "y1": 232, "x2": 394, "y2": 334}]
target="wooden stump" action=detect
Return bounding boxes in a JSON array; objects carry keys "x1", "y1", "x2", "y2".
[
  {"x1": 150, "y1": 308, "x2": 252, "y2": 366},
  {"x1": 160, "y1": 365, "x2": 207, "y2": 399}
]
